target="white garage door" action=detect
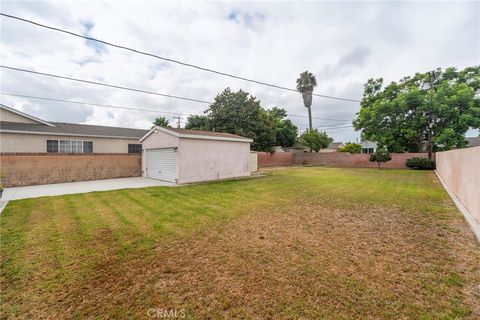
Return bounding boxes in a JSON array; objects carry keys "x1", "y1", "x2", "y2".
[{"x1": 145, "y1": 148, "x2": 177, "y2": 183}]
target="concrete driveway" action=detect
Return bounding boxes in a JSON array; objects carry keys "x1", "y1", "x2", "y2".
[{"x1": 0, "y1": 177, "x2": 174, "y2": 212}]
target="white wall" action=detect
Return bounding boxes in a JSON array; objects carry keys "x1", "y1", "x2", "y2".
[{"x1": 177, "y1": 138, "x2": 250, "y2": 184}]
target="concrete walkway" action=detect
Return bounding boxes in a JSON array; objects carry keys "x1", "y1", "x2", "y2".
[{"x1": 0, "y1": 177, "x2": 174, "y2": 213}]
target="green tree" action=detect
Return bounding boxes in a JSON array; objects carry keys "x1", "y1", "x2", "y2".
[
  {"x1": 206, "y1": 88, "x2": 276, "y2": 152},
  {"x1": 266, "y1": 107, "x2": 298, "y2": 148},
  {"x1": 298, "y1": 129, "x2": 332, "y2": 152},
  {"x1": 353, "y1": 66, "x2": 480, "y2": 153},
  {"x1": 185, "y1": 115, "x2": 210, "y2": 130},
  {"x1": 369, "y1": 149, "x2": 392, "y2": 168},
  {"x1": 338, "y1": 142, "x2": 361, "y2": 153},
  {"x1": 153, "y1": 116, "x2": 170, "y2": 127},
  {"x1": 296, "y1": 71, "x2": 317, "y2": 131}
]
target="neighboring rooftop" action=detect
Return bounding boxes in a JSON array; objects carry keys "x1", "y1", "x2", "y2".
[
  {"x1": 327, "y1": 142, "x2": 344, "y2": 149},
  {"x1": 165, "y1": 127, "x2": 250, "y2": 139},
  {"x1": 0, "y1": 121, "x2": 148, "y2": 139},
  {"x1": 465, "y1": 136, "x2": 480, "y2": 148}
]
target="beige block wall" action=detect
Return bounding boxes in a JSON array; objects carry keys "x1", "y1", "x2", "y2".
[
  {"x1": 436, "y1": 146, "x2": 480, "y2": 223},
  {"x1": 177, "y1": 138, "x2": 250, "y2": 184},
  {"x1": 0, "y1": 154, "x2": 141, "y2": 187},
  {"x1": 0, "y1": 132, "x2": 141, "y2": 153}
]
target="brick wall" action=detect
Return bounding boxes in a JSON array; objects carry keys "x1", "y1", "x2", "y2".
[
  {"x1": 257, "y1": 151, "x2": 430, "y2": 169},
  {"x1": 257, "y1": 152, "x2": 293, "y2": 167},
  {"x1": 293, "y1": 152, "x2": 430, "y2": 168},
  {"x1": 0, "y1": 153, "x2": 141, "y2": 187}
]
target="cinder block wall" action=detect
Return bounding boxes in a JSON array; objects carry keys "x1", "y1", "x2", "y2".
[
  {"x1": 257, "y1": 151, "x2": 431, "y2": 168},
  {"x1": 293, "y1": 152, "x2": 430, "y2": 168},
  {"x1": 257, "y1": 152, "x2": 293, "y2": 167},
  {"x1": 0, "y1": 153, "x2": 141, "y2": 187}
]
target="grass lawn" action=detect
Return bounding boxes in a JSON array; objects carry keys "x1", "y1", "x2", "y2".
[{"x1": 1, "y1": 167, "x2": 479, "y2": 319}]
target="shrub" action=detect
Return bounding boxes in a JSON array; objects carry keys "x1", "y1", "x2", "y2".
[
  {"x1": 338, "y1": 142, "x2": 361, "y2": 153},
  {"x1": 369, "y1": 149, "x2": 392, "y2": 168},
  {"x1": 405, "y1": 157, "x2": 435, "y2": 170}
]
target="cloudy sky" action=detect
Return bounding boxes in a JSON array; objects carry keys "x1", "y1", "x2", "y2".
[{"x1": 1, "y1": 0, "x2": 479, "y2": 142}]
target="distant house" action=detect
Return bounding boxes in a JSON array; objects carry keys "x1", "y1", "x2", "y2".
[
  {"x1": 0, "y1": 104, "x2": 147, "y2": 154},
  {"x1": 465, "y1": 137, "x2": 480, "y2": 148},
  {"x1": 360, "y1": 140, "x2": 377, "y2": 154},
  {"x1": 284, "y1": 142, "x2": 307, "y2": 153},
  {"x1": 320, "y1": 142, "x2": 345, "y2": 153}
]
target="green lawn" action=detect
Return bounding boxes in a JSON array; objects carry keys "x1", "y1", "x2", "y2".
[{"x1": 1, "y1": 167, "x2": 479, "y2": 319}]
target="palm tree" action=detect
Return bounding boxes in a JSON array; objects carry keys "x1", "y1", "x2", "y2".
[{"x1": 296, "y1": 71, "x2": 317, "y2": 131}]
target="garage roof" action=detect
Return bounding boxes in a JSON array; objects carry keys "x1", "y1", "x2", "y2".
[{"x1": 140, "y1": 126, "x2": 253, "y2": 143}]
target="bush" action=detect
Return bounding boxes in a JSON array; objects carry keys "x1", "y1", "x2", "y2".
[
  {"x1": 338, "y1": 142, "x2": 361, "y2": 153},
  {"x1": 369, "y1": 149, "x2": 392, "y2": 168},
  {"x1": 405, "y1": 157, "x2": 435, "y2": 170}
]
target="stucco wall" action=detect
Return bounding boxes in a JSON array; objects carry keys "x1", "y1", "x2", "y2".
[
  {"x1": 0, "y1": 132, "x2": 140, "y2": 153},
  {"x1": 250, "y1": 152, "x2": 258, "y2": 172},
  {"x1": 436, "y1": 147, "x2": 480, "y2": 223},
  {"x1": 0, "y1": 153, "x2": 141, "y2": 187},
  {"x1": 141, "y1": 130, "x2": 179, "y2": 149},
  {"x1": 177, "y1": 138, "x2": 250, "y2": 184},
  {"x1": 0, "y1": 108, "x2": 38, "y2": 124}
]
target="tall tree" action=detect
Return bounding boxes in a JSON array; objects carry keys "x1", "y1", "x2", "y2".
[
  {"x1": 185, "y1": 115, "x2": 210, "y2": 130},
  {"x1": 266, "y1": 107, "x2": 298, "y2": 148},
  {"x1": 206, "y1": 88, "x2": 276, "y2": 152},
  {"x1": 296, "y1": 71, "x2": 317, "y2": 131},
  {"x1": 298, "y1": 129, "x2": 332, "y2": 152},
  {"x1": 353, "y1": 66, "x2": 480, "y2": 153},
  {"x1": 153, "y1": 116, "x2": 170, "y2": 127}
]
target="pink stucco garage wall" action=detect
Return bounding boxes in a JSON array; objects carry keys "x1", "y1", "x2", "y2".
[
  {"x1": 436, "y1": 146, "x2": 480, "y2": 223},
  {"x1": 177, "y1": 138, "x2": 250, "y2": 184}
]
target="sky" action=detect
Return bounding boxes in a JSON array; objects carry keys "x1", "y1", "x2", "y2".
[{"x1": 1, "y1": 0, "x2": 479, "y2": 142}]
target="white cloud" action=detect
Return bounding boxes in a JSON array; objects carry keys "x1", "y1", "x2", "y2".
[{"x1": 1, "y1": 0, "x2": 478, "y2": 142}]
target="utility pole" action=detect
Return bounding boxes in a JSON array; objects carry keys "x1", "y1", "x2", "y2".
[
  {"x1": 173, "y1": 116, "x2": 182, "y2": 128},
  {"x1": 427, "y1": 71, "x2": 436, "y2": 160}
]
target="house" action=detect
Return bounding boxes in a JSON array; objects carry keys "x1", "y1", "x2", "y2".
[
  {"x1": 0, "y1": 104, "x2": 147, "y2": 153},
  {"x1": 1, "y1": 104, "x2": 253, "y2": 187},
  {"x1": 140, "y1": 126, "x2": 253, "y2": 184},
  {"x1": 360, "y1": 140, "x2": 377, "y2": 154},
  {"x1": 320, "y1": 142, "x2": 345, "y2": 153},
  {"x1": 465, "y1": 137, "x2": 480, "y2": 148}
]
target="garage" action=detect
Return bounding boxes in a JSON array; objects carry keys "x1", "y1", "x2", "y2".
[
  {"x1": 140, "y1": 126, "x2": 252, "y2": 184},
  {"x1": 145, "y1": 148, "x2": 177, "y2": 182}
]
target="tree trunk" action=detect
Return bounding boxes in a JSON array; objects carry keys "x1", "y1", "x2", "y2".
[{"x1": 307, "y1": 106, "x2": 313, "y2": 132}]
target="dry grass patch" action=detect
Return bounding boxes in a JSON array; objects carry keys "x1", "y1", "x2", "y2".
[{"x1": 1, "y1": 168, "x2": 479, "y2": 319}]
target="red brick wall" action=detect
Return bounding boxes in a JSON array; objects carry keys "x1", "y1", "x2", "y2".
[
  {"x1": 0, "y1": 153, "x2": 141, "y2": 187},
  {"x1": 257, "y1": 152, "x2": 293, "y2": 167},
  {"x1": 293, "y1": 152, "x2": 431, "y2": 168}
]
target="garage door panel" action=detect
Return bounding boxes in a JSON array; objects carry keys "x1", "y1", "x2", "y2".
[{"x1": 145, "y1": 148, "x2": 177, "y2": 183}]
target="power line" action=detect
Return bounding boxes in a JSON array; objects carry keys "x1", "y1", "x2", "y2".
[
  {"x1": 0, "y1": 65, "x2": 211, "y2": 104},
  {"x1": 0, "y1": 12, "x2": 361, "y2": 103},
  {"x1": 0, "y1": 66, "x2": 353, "y2": 122},
  {"x1": 0, "y1": 92, "x2": 189, "y2": 116}
]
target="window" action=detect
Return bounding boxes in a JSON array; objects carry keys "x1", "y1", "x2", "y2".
[
  {"x1": 128, "y1": 144, "x2": 142, "y2": 154},
  {"x1": 362, "y1": 148, "x2": 375, "y2": 154},
  {"x1": 47, "y1": 140, "x2": 58, "y2": 153},
  {"x1": 83, "y1": 141, "x2": 93, "y2": 153},
  {"x1": 47, "y1": 140, "x2": 93, "y2": 153}
]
